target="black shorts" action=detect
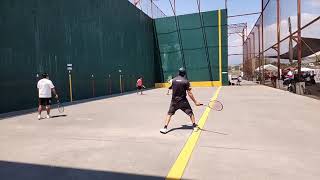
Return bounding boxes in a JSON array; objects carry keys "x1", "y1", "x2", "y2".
[
  {"x1": 168, "y1": 99, "x2": 193, "y2": 116},
  {"x1": 137, "y1": 86, "x2": 142, "y2": 90},
  {"x1": 38, "y1": 98, "x2": 52, "y2": 106}
]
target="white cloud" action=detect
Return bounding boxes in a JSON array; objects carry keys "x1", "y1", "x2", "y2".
[{"x1": 307, "y1": 0, "x2": 320, "y2": 7}]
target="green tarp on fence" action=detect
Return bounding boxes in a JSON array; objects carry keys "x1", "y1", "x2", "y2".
[
  {"x1": 0, "y1": 0, "x2": 159, "y2": 113},
  {"x1": 0, "y1": 2, "x2": 228, "y2": 114}
]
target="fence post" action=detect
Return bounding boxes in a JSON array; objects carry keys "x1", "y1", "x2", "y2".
[
  {"x1": 91, "y1": 74, "x2": 95, "y2": 97},
  {"x1": 119, "y1": 70, "x2": 122, "y2": 93},
  {"x1": 108, "y1": 74, "x2": 111, "y2": 95}
]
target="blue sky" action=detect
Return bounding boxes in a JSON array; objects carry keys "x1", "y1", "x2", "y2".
[{"x1": 152, "y1": 0, "x2": 261, "y2": 65}]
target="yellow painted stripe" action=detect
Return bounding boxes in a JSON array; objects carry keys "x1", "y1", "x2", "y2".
[
  {"x1": 166, "y1": 87, "x2": 222, "y2": 180},
  {"x1": 218, "y1": 9, "x2": 222, "y2": 84},
  {"x1": 155, "y1": 81, "x2": 222, "y2": 88},
  {"x1": 191, "y1": 81, "x2": 222, "y2": 87}
]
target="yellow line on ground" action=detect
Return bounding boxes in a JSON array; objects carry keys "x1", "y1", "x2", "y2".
[{"x1": 166, "y1": 87, "x2": 222, "y2": 180}]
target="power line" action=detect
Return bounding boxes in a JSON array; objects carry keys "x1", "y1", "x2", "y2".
[{"x1": 228, "y1": 12, "x2": 261, "y2": 18}]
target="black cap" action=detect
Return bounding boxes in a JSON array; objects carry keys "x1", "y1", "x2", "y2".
[
  {"x1": 42, "y1": 73, "x2": 49, "y2": 78},
  {"x1": 178, "y1": 67, "x2": 186, "y2": 77}
]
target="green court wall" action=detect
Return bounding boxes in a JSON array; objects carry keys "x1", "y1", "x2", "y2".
[
  {"x1": 0, "y1": 1, "x2": 227, "y2": 114},
  {"x1": 0, "y1": 0, "x2": 160, "y2": 113}
]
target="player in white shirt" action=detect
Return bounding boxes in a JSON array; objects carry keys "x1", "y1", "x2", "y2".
[
  {"x1": 286, "y1": 70, "x2": 294, "y2": 79},
  {"x1": 37, "y1": 73, "x2": 58, "y2": 120}
]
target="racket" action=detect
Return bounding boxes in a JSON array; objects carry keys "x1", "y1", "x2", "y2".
[
  {"x1": 200, "y1": 100, "x2": 223, "y2": 111},
  {"x1": 57, "y1": 100, "x2": 64, "y2": 113}
]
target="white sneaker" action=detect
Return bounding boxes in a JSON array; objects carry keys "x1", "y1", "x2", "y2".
[
  {"x1": 160, "y1": 128, "x2": 168, "y2": 134},
  {"x1": 38, "y1": 115, "x2": 41, "y2": 120},
  {"x1": 46, "y1": 115, "x2": 51, "y2": 119}
]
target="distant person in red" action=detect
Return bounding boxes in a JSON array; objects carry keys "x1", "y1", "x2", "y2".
[{"x1": 136, "y1": 77, "x2": 145, "y2": 95}]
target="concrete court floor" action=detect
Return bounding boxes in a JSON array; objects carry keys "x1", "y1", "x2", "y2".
[{"x1": 0, "y1": 85, "x2": 320, "y2": 180}]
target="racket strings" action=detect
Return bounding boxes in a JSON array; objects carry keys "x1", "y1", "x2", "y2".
[
  {"x1": 57, "y1": 100, "x2": 64, "y2": 113},
  {"x1": 208, "y1": 100, "x2": 223, "y2": 111},
  {"x1": 58, "y1": 105, "x2": 64, "y2": 113}
]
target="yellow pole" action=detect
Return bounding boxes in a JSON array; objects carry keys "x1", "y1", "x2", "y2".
[{"x1": 68, "y1": 71, "x2": 73, "y2": 102}]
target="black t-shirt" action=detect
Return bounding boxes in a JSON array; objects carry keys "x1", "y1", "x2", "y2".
[{"x1": 169, "y1": 75, "x2": 191, "y2": 102}]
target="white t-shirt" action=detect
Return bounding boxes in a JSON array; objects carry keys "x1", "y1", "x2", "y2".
[{"x1": 37, "y1": 78, "x2": 55, "y2": 98}]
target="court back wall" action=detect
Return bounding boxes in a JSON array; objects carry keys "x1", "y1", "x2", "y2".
[{"x1": 0, "y1": 0, "x2": 160, "y2": 113}]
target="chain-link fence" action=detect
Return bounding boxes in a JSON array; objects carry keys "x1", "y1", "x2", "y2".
[
  {"x1": 128, "y1": 0, "x2": 166, "y2": 18},
  {"x1": 244, "y1": 0, "x2": 320, "y2": 93}
]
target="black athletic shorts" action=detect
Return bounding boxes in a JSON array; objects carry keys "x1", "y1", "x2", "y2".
[
  {"x1": 38, "y1": 98, "x2": 52, "y2": 106},
  {"x1": 168, "y1": 99, "x2": 193, "y2": 116},
  {"x1": 137, "y1": 86, "x2": 142, "y2": 90}
]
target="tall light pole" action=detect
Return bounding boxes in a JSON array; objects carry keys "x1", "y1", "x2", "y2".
[
  {"x1": 297, "y1": 0, "x2": 302, "y2": 80},
  {"x1": 261, "y1": 0, "x2": 265, "y2": 84},
  {"x1": 277, "y1": 0, "x2": 281, "y2": 79}
]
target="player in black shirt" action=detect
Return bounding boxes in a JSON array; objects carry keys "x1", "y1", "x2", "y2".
[{"x1": 160, "y1": 68, "x2": 201, "y2": 134}]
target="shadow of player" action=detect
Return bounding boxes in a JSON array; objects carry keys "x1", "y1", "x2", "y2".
[{"x1": 167, "y1": 124, "x2": 228, "y2": 135}]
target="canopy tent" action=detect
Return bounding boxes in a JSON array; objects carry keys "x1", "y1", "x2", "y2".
[
  {"x1": 294, "y1": 67, "x2": 315, "y2": 72},
  {"x1": 301, "y1": 67, "x2": 313, "y2": 72},
  {"x1": 255, "y1": 64, "x2": 278, "y2": 72}
]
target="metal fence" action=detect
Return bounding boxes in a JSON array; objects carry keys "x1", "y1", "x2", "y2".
[
  {"x1": 128, "y1": 0, "x2": 166, "y2": 18},
  {"x1": 243, "y1": 0, "x2": 320, "y2": 83}
]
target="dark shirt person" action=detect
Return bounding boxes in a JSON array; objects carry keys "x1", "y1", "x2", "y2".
[{"x1": 160, "y1": 68, "x2": 201, "y2": 134}]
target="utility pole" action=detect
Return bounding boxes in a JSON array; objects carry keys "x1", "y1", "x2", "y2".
[
  {"x1": 297, "y1": 0, "x2": 302, "y2": 80},
  {"x1": 277, "y1": 0, "x2": 281, "y2": 79}
]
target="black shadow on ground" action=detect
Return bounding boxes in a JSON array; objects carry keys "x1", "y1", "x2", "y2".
[
  {"x1": 166, "y1": 125, "x2": 193, "y2": 134},
  {"x1": 0, "y1": 160, "x2": 178, "y2": 180},
  {"x1": 197, "y1": 127, "x2": 228, "y2": 135},
  {"x1": 50, "y1": 114, "x2": 67, "y2": 119},
  {"x1": 0, "y1": 89, "x2": 155, "y2": 120},
  {"x1": 167, "y1": 125, "x2": 228, "y2": 135}
]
